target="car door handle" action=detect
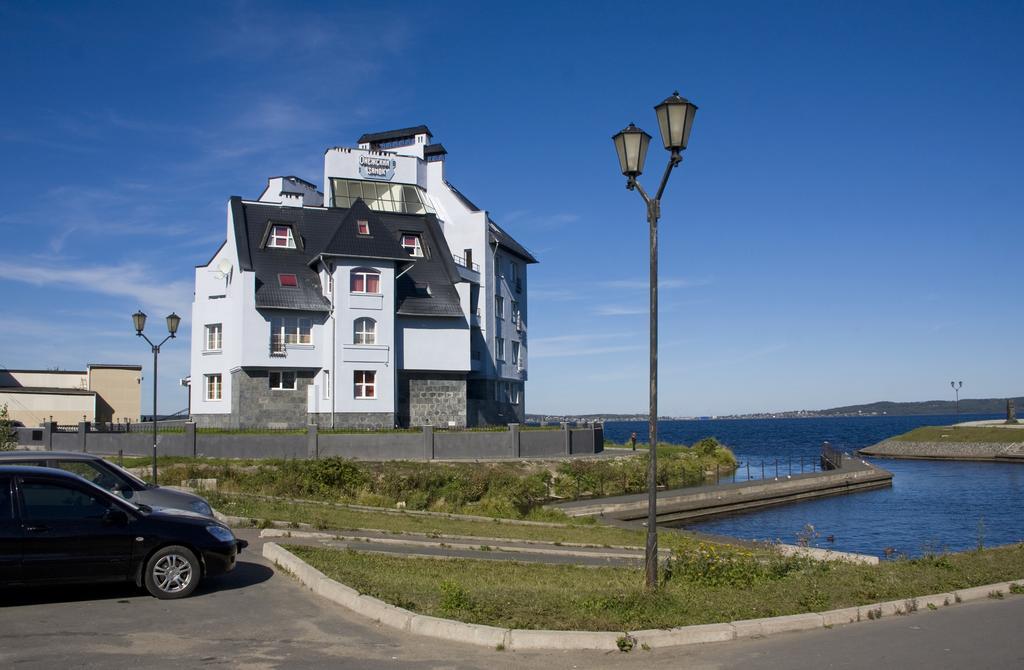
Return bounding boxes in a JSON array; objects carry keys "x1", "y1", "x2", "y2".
[{"x1": 25, "y1": 525, "x2": 50, "y2": 533}]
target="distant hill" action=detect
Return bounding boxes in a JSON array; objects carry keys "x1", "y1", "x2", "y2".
[
  {"x1": 529, "y1": 397, "x2": 1022, "y2": 422},
  {"x1": 816, "y1": 397, "x2": 1022, "y2": 417}
]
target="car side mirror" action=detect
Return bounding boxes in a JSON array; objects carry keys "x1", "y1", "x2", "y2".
[{"x1": 104, "y1": 508, "x2": 130, "y2": 525}]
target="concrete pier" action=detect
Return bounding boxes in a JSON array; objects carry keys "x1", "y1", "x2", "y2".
[{"x1": 549, "y1": 457, "x2": 892, "y2": 523}]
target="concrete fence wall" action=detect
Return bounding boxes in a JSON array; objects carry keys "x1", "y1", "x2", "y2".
[{"x1": 14, "y1": 421, "x2": 604, "y2": 462}]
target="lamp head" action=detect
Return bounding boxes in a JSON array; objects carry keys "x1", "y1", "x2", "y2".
[
  {"x1": 132, "y1": 310, "x2": 147, "y2": 335},
  {"x1": 612, "y1": 123, "x2": 652, "y2": 178},
  {"x1": 166, "y1": 312, "x2": 181, "y2": 337},
  {"x1": 654, "y1": 91, "x2": 698, "y2": 153}
]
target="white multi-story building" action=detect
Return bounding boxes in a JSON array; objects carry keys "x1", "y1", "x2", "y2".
[{"x1": 189, "y1": 126, "x2": 536, "y2": 429}]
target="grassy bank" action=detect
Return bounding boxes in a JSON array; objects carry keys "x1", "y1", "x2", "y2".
[
  {"x1": 210, "y1": 492, "x2": 662, "y2": 547},
  {"x1": 289, "y1": 543, "x2": 1024, "y2": 631},
  {"x1": 126, "y1": 438, "x2": 736, "y2": 520},
  {"x1": 893, "y1": 426, "x2": 1024, "y2": 443}
]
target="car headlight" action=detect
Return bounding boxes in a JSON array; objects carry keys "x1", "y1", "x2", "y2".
[
  {"x1": 206, "y1": 524, "x2": 235, "y2": 543},
  {"x1": 190, "y1": 500, "x2": 213, "y2": 516}
]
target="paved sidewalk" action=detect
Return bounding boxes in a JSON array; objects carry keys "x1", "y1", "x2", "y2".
[{"x1": 2, "y1": 528, "x2": 1023, "y2": 669}]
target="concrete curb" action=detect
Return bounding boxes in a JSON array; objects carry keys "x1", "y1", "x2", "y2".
[
  {"x1": 262, "y1": 542, "x2": 1024, "y2": 651},
  {"x1": 258, "y1": 528, "x2": 655, "y2": 562}
]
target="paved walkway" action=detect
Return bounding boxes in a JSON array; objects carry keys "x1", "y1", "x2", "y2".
[{"x1": 3, "y1": 528, "x2": 1023, "y2": 669}]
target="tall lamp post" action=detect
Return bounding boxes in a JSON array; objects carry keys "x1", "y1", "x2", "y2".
[
  {"x1": 612, "y1": 91, "x2": 697, "y2": 589},
  {"x1": 133, "y1": 310, "x2": 181, "y2": 484},
  {"x1": 951, "y1": 380, "x2": 963, "y2": 418}
]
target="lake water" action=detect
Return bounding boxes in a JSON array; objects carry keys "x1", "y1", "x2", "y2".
[{"x1": 603, "y1": 415, "x2": 1024, "y2": 557}]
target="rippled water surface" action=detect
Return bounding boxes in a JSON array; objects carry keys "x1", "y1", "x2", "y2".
[{"x1": 603, "y1": 415, "x2": 1024, "y2": 556}]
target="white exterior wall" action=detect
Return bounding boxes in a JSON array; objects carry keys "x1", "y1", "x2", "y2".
[
  {"x1": 190, "y1": 204, "x2": 244, "y2": 417},
  {"x1": 396, "y1": 318, "x2": 470, "y2": 371},
  {"x1": 329, "y1": 259, "x2": 396, "y2": 414}
]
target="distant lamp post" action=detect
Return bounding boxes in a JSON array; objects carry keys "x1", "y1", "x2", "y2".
[
  {"x1": 612, "y1": 91, "x2": 697, "y2": 590},
  {"x1": 133, "y1": 310, "x2": 180, "y2": 483},
  {"x1": 951, "y1": 380, "x2": 963, "y2": 418}
]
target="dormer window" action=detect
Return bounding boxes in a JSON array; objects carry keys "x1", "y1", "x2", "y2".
[
  {"x1": 278, "y1": 273, "x2": 298, "y2": 288},
  {"x1": 357, "y1": 220, "x2": 370, "y2": 235},
  {"x1": 401, "y1": 234, "x2": 423, "y2": 257},
  {"x1": 269, "y1": 225, "x2": 296, "y2": 248}
]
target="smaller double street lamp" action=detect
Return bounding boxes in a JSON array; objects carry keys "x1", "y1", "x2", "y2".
[
  {"x1": 613, "y1": 91, "x2": 697, "y2": 590},
  {"x1": 951, "y1": 380, "x2": 963, "y2": 418},
  {"x1": 133, "y1": 310, "x2": 181, "y2": 484}
]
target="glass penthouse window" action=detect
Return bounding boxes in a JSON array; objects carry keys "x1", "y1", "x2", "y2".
[{"x1": 331, "y1": 179, "x2": 435, "y2": 215}]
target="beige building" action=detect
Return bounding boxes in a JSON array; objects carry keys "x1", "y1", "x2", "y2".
[{"x1": 0, "y1": 364, "x2": 142, "y2": 425}]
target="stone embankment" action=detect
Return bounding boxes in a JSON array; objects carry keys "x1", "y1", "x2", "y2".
[
  {"x1": 548, "y1": 457, "x2": 893, "y2": 524},
  {"x1": 859, "y1": 440, "x2": 1024, "y2": 461}
]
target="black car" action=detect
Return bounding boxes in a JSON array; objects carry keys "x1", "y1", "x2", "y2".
[{"x1": 0, "y1": 466, "x2": 246, "y2": 599}]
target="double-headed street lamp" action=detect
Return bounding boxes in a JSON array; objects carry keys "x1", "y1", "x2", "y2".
[
  {"x1": 951, "y1": 380, "x2": 963, "y2": 418},
  {"x1": 612, "y1": 91, "x2": 697, "y2": 590},
  {"x1": 133, "y1": 310, "x2": 181, "y2": 484}
]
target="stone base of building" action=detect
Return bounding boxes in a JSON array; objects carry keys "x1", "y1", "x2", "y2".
[
  {"x1": 191, "y1": 413, "x2": 235, "y2": 429},
  {"x1": 311, "y1": 412, "x2": 396, "y2": 429},
  {"x1": 398, "y1": 372, "x2": 467, "y2": 428}
]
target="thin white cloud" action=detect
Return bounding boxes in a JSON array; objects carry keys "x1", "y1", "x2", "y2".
[
  {"x1": 530, "y1": 333, "x2": 643, "y2": 359},
  {"x1": 592, "y1": 305, "x2": 648, "y2": 316},
  {"x1": 529, "y1": 288, "x2": 582, "y2": 301},
  {"x1": 0, "y1": 262, "x2": 192, "y2": 315},
  {"x1": 601, "y1": 277, "x2": 712, "y2": 290}
]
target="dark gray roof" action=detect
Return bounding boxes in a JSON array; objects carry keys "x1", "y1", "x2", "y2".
[
  {"x1": 443, "y1": 180, "x2": 537, "y2": 263},
  {"x1": 319, "y1": 200, "x2": 411, "y2": 263},
  {"x1": 424, "y1": 143, "x2": 447, "y2": 157},
  {"x1": 489, "y1": 219, "x2": 538, "y2": 264},
  {"x1": 393, "y1": 214, "x2": 464, "y2": 317},
  {"x1": 358, "y1": 126, "x2": 433, "y2": 145},
  {"x1": 87, "y1": 364, "x2": 142, "y2": 370},
  {"x1": 233, "y1": 199, "x2": 465, "y2": 317}
]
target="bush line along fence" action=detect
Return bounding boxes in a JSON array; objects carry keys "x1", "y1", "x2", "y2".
[{"x1": 15, "y1": 421, "x2": 604, "y2": 461}]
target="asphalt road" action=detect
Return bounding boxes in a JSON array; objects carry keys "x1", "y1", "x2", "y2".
[{"x1": 2, "y1": 528, "x2": 1023, "y2": 669}]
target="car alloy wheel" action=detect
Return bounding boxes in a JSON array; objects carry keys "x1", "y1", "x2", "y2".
[{"x1": 144, "y1": 545, "x2": 200, "y2": 599}]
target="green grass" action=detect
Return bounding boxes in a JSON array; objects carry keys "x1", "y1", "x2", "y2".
[
  {"x1": 210, "y1": 492, "x2": 663, "y2": 547},
  {"x1": 123, "y1": 438, "x2": 737, "y2": 520},
  {"x1": 288, "y1": 543, "x2": 1024, "y2": 630},
  {"x1": 892, "y1": 426, "x2": 1024, "y2": 444}
]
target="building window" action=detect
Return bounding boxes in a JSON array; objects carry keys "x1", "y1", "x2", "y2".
[
  {"x1": 268, "y1": 225, "x2": 296, "y2": 249},
  {"x1": 269, "y1": 370, "x2": 297, "y2": 390},
  {"x1": 495, "y1": 295, "x2": 504, "y2": 319},
  {"x1": 331, "y1": 179, "x2": 435, "y2": 215},
  {"x1": 401, "y1": 234, "x2": 423, "y2": 257},
  {"x1": 510, "y1": 384, "x2": 521, "y2": 405},
  {"x1": 357, "y1": 219, "x2": 370, "y2": 235},
  {"x1": 278, "y1": 273, "x2": 298, "y2": 288},
  {"x1": 510, "y1": 262, "x2": 520, "y2": 288},
  {"x1": 323, "y1": 370, "x2": 330, "y2": 398},
  {"x1": 496, "y1": 337, "x2": 505, "y2": 362},
  {"x1": 350, "y1": 268, "x2": 381, "y2": 294},
  {"x1": 495, "y1": 381, "x2": 512, "y2": 403},
  {"x1": 205, "y1": 374, "x2": 222, "y2": 401},
  {"x1": 205, "y1": 323, "x2": 222, "y2": 351},
  {"x1": 354, "y1": 370, "x2": 376, "y2": 399},
  {"x1": 512, "y1": 341, "x2": 520, "y2": 367},
  {"x1": 510, "y1": 300, "x2": 520, "y2": 325},
  {"x1": 354, "y1": 317, "x2": 377, "y2": 345},
  {"x1": 271, "y1": 316, "x2": 312, "y2": 352}
]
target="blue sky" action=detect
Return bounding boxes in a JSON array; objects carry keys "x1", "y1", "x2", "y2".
[{"x1": 1, "y1": 1, "x2": 1021, "y2": 416}]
